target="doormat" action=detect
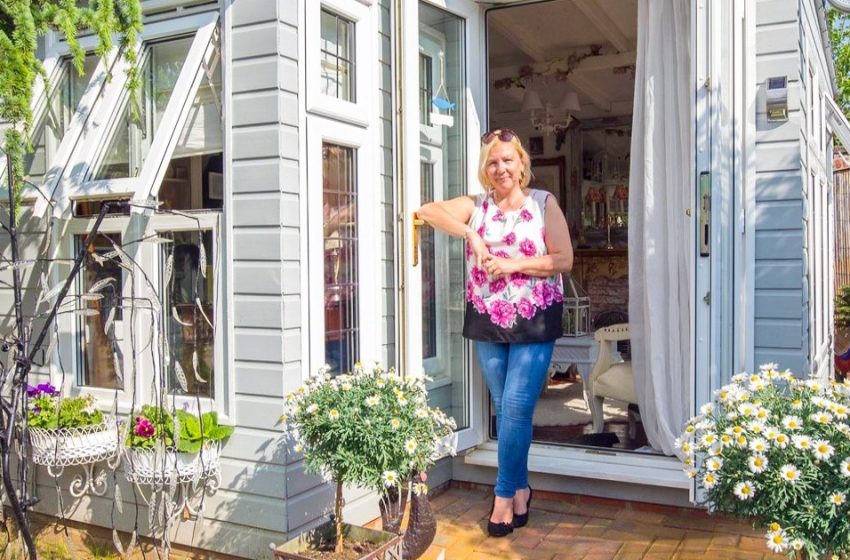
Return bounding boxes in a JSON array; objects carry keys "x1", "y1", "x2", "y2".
[{"x1": 533, "y1": 381, "x2": 629, "y2": 427}]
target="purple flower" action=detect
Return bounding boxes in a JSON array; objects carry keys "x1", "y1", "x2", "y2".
[
  {"x1": 472, "y1": 295, "x2": 487, "y2": 314},
  {"x1": 502, "y1": 232, "x2": 516, "y2": 246},
  {"x1": 471, "y1": 267, "x2": 487, "y2": 287},
  {"x1": 26, "y1": 385, "x2": 38, "y2": 398},
  {"x1": 517, "y1": 298, "x2": 536, "y2": 320},
  {"x1": 492, "y1": 210, "x2": 505, "y2": 222},
  {"x1": 489, "y1": 300, "x2": 517, "y2": 329},
  {"x1": 509, "y1": 272, "x2": 529, "y2": 288},
  {"x1": 520, "y1": 209, "x2": 533, "y2": 222},
  {"x1": 135, "y1": 417, "x2": 156, "y2": 439},
  {"x1": 36, "y1": 382, "x2": 57, "y2": 396},
  {"x1": 489, "y1": 278, "x2": 507, "y2": 294},
  {"x1": 31, "y1": 406, "x2": 41, "y2": 415},
  {"x1": 519, "y1": 239, "x2": 537, "y2": 257}
]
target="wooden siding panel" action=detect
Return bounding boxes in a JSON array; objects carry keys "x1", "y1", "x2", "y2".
[
  {"x1": 756, "y1": 0, "x2": 797, "y2": 26},
  {"x1": 220, "y1": 427, "x2": 287, "y2": 464},
  {"x1": 232, "y1": 91, "x2": 281, "y2": 127},
  {"x1": 280, "y1": 0, "x2": 297, "y2": 27},
  {"x1": 754, "y1": 200, "x2": 803, "y2": 230},
  {"x1": 232, "y1": 195, "x2": 283, "y2": 227},
  {"x1": 755, "y1": 230, "x2": 804, "y2": 257},
  {"x1": 235, "y1": 330, "x2": 283, "y2": 363},
  {"x1": 232, "y1": 57, "x2": 278, "y2": 93},
  {"x1": 235, "y1": 395, "x2": 285, "y2": 431},
  {"x1": 755, "y1": 290, "x2": 804, "y2": 319},
  {"x1": 234, "y1": 361, "x2": 286, "y2": 397},
  {"x1": 754, "y1": 319, "x2": 804, "y2": 348},
  {"x1": 232, "y1": 127, "x2": 280, "y2": 159},
  {"x1": 756, "y1": 53, "x2": 801, "y2": 84},
  {"x1": 219, "y1": 458, "x2": 286, "y2": 499},
  {"x1": 755, "y1": 142, "x2": 801, "y2": 172},
  {"x1": 233, "y1": 230, "x2": 282, "y2": 261},
  {"x1": 232, "y1": 158, "x2": 283, "y2": 194},
  {"x1": 231, "y1": 0, "x2": 278, "y2": 27},
  {"x1": 755, "y1": 262, "x2": 803, "y2": 289},
  {"x1": 756, "y1": 23, "x2": 799, "y2": 56},
  {"x1": 285, "y1": 460, "x2": 325, "y2": 498},
  {"x1": 234, "y1": 296, "x2": 284, "y2": 329},
  {"x1": 287, "y1": 484, "x2": 335, "y2": 534},
  {"x1": 232, "y1": 23, "x2": 278, "y2": 61},
  {"x1": 233, "y1": 262, "x2": 283, "y2": 295},
  {"x1": 755, "y1": 172, "x2": 803, "y2": 201}
]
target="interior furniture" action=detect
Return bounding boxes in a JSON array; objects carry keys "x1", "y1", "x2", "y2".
[{"x1": 587, "y1": 323, "x2": 639, "y2": 436}]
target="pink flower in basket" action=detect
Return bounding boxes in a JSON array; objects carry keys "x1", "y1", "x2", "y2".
[{"x1": 135, "y1": 417, "x2": 156, "y2": 439}]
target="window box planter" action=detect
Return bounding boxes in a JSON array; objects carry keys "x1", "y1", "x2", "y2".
[
  {"x1": 123, "y1": 441, "x2": 221, "y2": 486},
  {"x1": 29, "y1": 417, "x2": 120, "y2": 468},
  {"x1": 273, "y1": 522, "x2": 402, "y2": 560}
]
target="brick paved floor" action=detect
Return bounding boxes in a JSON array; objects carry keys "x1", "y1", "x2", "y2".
[{"x1": 406, "y1": 484, "x2": 786, "y2": 560}]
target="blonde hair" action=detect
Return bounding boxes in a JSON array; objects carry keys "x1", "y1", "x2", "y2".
[{"x1": 477, "y1": 134, "x2": 533, "y2": 191}]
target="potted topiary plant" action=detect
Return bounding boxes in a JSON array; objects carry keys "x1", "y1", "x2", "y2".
[
  {"x1": 680, "y1": 363, "x2": 850, "y2": 558},
  {"x1": 27, "y1": 383, "x2": 120, "y2": 486},
  {"x1": 275, "y1": 363, "x2": 456, "y2": 560}
]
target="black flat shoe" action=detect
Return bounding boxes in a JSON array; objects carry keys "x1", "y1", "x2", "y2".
[
  {"x1": 487, "y1": 498, "x2": 514, "y2": 537},
  {"x1": 513, "y1": 486, "x2": 533, "y2": 528}
]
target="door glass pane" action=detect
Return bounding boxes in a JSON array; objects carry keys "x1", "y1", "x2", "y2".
[
  {"x1": 419, "y1": 3, "x2": 468, "y2": 431},
  {"x1": 163, "y1": 230, "x2": 215, "y2": 396},
  {"x1": 77, "y1": 234, "x2": 123, "y2": 389},
  {"x1": 93, "y1": 37, "x2": 194, "y2": 180},
  {"x1": 323, "y1": 143, "x2": 358, "y2": 375},
  {"x1": 25, "y1": 55, "x2": 99, "y2": 184}
]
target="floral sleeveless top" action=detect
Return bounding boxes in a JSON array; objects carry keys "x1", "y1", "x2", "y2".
[{"x1": 462, "y1": 189, "x2": 564, "y2": 343}]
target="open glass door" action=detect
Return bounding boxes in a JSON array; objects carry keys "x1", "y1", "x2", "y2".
[{"x1": 402, "y1": 0, "x2": 486, "y2": 452}]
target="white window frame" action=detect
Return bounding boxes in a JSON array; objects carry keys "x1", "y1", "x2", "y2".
[
  {"x1": 57, "y1": 12, "x2": 219, "y2": 211},
  {"x1": 305, "y1": 0, "x2": 374, "y2": 127},
  {"x1": 305, "y1": 116, "x2": 379, "y2": 378}
]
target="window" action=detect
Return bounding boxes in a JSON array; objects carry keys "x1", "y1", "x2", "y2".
[
  {"x1": 320, "y1": 10, "x2": 356, "y2": 102},
  {"x1": 420, "y1": 162, "x2": 436, "y2": 359},
  {"x1": 323, "y1": 143, "x2": 359, "y2": 375},
  {"x1": 306, "y1": 0, "x2": 373, "y2": 125},
  {"x1": 419, "y1": 54, "x2": 432, "y2": 125},
  {"x1": 77, "y1": 233, "x2": 124, "y2": 389}
]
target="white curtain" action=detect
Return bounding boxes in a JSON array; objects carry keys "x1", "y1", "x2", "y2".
[{"x1": 628, "y1": 0, "x2": 691, "y2": 456}]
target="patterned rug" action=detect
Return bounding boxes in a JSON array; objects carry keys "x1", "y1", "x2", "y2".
[{"x1": 532, "y1": 380, "x2": 629, "y2": 427}]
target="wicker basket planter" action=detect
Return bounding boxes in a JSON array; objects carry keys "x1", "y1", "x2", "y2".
[
  {"x1": 124, "y1": 442, "x2": 221, "y2": 486},
  {"x1": 29, "y1": 418, "x2": 120, "y2": 468},
  {"x1": 274, "y1": 522, "x2": 402, "y2": 560}
]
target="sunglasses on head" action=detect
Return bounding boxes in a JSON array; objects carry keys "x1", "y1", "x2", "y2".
[{"x1": 481, "y1": 128, "x2": 518, "y2": 144}]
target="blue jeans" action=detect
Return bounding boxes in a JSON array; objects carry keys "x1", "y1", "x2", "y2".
[{"x1": 475, "y1": 340, "x2": 554, "y2": 498}]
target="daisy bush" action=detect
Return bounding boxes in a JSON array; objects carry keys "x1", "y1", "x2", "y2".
[
  {"x1": 679, "y1": 363, "x2": 850, "y2": 558},
  {"x1": 280, "y1": 362, "x2": 456, "y2": 551}
]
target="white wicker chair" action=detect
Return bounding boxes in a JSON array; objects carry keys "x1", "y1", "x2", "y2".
[{"x1": 587, "y1": 323, "x2": 639, "y2": 436}]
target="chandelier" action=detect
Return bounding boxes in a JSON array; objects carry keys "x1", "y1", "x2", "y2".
[{"x1": 521, "y1": 88, "x2": 581, "y2": 136}]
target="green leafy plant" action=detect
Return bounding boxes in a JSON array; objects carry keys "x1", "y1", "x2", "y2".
[
  {"x1": 27, "y1": 383, "x2": 103, "y2": 430},
  {"x1": 281, "y1": 362, "x2": 457, "y2": 553},
  {"x1": 174, "y1": 410, "x2": 234, "y2": 454},
  {"x1": 680, "y1": 363, "x2": 850, "y2": 558},
  {"x1": 126, "y1": 405, "x2": 174, "y2": 450},
  {"x1": 835, "y1": 285, "x2": 850, "y2": 329},
  {"x1": 0, "y1": 1, "x2": 143, "y2": 202}
]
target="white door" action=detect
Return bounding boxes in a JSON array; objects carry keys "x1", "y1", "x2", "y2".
[{"x1": 402, "y1": 0, "x2": 487, "y2": 452}]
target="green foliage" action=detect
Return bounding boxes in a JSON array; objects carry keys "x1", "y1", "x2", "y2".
[
  {"x1": 835, "y1": 285, "x2": 850, "y2": 328},
  {"x1": 281, "y1": 363, "x2": 457, "y2": 514},
  {"x1": 174, "y1": 410, "x2": 234, "y2": 453},
  {"x1": 0, "y1": 0, "x2": 142, "y2": 199},
  {"x1": 829, "y1": 8, "x2": 850, "y2": 123},
  {"x1": 27, "y1": 384, "x2": 103, "y2": 429},
  {"x1": 681, "y1": 364, "x2": 850, "y2": 558}
]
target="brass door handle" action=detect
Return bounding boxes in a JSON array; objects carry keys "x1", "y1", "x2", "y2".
[{"x1": 412, "y1": 213, "x2": 426, "y2": 267}]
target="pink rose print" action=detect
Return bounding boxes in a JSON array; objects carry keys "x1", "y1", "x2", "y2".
[
  {"x1": 502, "y1": 232, "x2": 516, "y2": 246},
  {"x1": 466, "y1": 281, "x2": 475, "y2": 301},
  {"x1": 489, "y1": 277, "x2": 507, "y2": 294},
  {"x1": 483, "y1": 200, "x2": 489, "y2": 211},
  {"x1": 520, "y1": 209, "x2": 533, "y2": 222},
  {"x1": 532, "y1": 282, "x2": 547, "y2": 307},
  {"x1": 509, "y1": 272, "x2": 529, "y2": 288},
  {"x1": 517, "y1": 298, "x2": 536, "y2": 320},
  {"x1": 542, "y1": 282, "x2": 555, "y2": 306},
  {"x1": 553, "y1": 285, "x2": 564, "y2": 303},
  {"x1": 471, "y1": 267, "x2": 487, "y2": 287},
  {"x1": 489, "y1": 299, "x2": 517, "y2": 329},
  {"x1": 492, "y1": 210, "x2": 505, "y2": 222},
  {"x1": 472, "y1": 295, "x2": 487, "y2": 314},
  {"x1": 477, "y1": 225, "x2": 486, "y2": 237},
  {"x1": 493, "y1": 250, "x2": 511, "y2": 259},
  {"x1": 519, "y1": 239, "x2": 537, "y2": 257},
  {"x1": 465, "y1": 242, "x2": 472, "y2": 258}
]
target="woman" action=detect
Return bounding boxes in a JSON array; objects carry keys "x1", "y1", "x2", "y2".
[{"x1": 417, "y1": 129, "x2": 573, "y2": 537}]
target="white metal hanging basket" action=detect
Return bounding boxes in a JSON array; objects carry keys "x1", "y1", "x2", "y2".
[
  {"x1": 29, "y1": 417, "x2": 120, "y2": 468},
  {"x1": 123, "y1": 441, "x2": 221, "y2": 486}
]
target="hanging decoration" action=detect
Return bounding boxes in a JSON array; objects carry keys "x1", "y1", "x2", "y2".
[{"x1": 431, "y1": 51, "x2": 455, "y2": 127}]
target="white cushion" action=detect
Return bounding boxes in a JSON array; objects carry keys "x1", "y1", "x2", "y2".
[{"x1": 593, "y1": 361, "x2": 636, "y2": 404}]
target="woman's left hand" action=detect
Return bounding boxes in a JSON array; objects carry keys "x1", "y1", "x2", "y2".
[{"x1": 482, "y1": 255, "x2": 516, "y2": 278}]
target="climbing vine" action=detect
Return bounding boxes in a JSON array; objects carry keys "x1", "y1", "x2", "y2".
[{"x1": 0, "y1": 0, "x2": 143, "y2": 199}]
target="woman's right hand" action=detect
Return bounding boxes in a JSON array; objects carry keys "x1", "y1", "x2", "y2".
[{"x1": 467, "y1": 230, "x2": 490, "y2": 268}]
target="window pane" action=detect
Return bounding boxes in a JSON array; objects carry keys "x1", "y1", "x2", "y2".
[
  {"x1": 323, "y1": 143, "x2": 358, "y2": 375},
  {"x1": 93, "y1": 37, "x2": 194, "y2": 180},
  {"x1": 320, "y1": 9, "x2": 355, "y2": 102},
  {"x1": 421, "y1": 162, "x2": 436, "y2": 359},
  {"x1": 163, "y1": 230, "x2": 215, "y2": 396},
  {"x1": 77, "y1": 234, "x2": 123, "y2": 389},
  {"x1": 25, "y1": 55, "x2": 99, "y2": 184},
  {"x1": 419, "y1": 55, "x2": 432, "y2": 125}
]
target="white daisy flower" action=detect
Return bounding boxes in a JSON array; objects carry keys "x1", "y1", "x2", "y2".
[
  {"x1": 328, "y1": 409, "x2": 340, "y2": 421},
  {"x1": 404, "y1": 438, "x2": 418, "y2": 454},
  {"x1": 764, "y1": 427, "x2": 779, "y2": 440},
  {"x1": 791, "y1": 399, "x2": 803, "y2": 410},
  {"x1": 810, "y1": 412, "x2": 833, "y2": 424},
  {"x1": 781, "y1": 416, "x2": 802, "y2": 430},
  {"x1": 749, "y1": 438, "x2": 769, "y2": 454},
  {"x1": 790, "y1": 539, "x2": 804, "y2": 551},
  {"x1": 365, "y1": 395, "x2": 380, "y2": 407},
  {"x1": 748, "y1": 455, "x2": 768, "y2": 474},
  {"x1": 738, "y1": 403, "x2": 756, "y2": 417},
  {"x1": 412, "y1": 482, "x2": 428, "y2": 496},
  {"x1": 840, "y1": 458, "x2": 850, "y2": 477},
  {"x1": 835, "y1": 405, "x2": 849, "y2": 419},
  {"x1": 735, "y1": 434, "x2": 748, "y2": 448},
  {"x1": 397, "y1": 395, "x2": 409, "y2": 406},
  {"x1": 806, "y1": 379, "x2": 824, "y2": 393},
  {"x1": 294, "y1": 443, "x2": 304, "y2": 453},
  {"x1": 733, "y1": 481, "x2": 755, "y2": 501},
  {"x1": 719, "y1": 434, "x2": 733, "y2": 447},
  {"x1": 700, "y1": 433, "x2": 717, "y2": 447},
  {"x1": 766, "y1": 530, "x2": 788, "y2": 553},
  {"x1": 700, "y1": 403, "x2": 714, "y2": 415},
  {"x1": 702, "y1": 472, "x2": 718, "y2": 489},
  {"x1": 830, "y1": 492, "x2": 846, "y2": 506},
  {"x1": 685, "y1": 468, "x2": 697, "y2": 479},
  {"x1": 754, "y1": 408, "x2": 770, "y2": 421},
  {"x1": 705, "y1": 457, "x2": 723, "y2": 471},
  {"x1": 414, "y1": 408, "x2": 429, "y2": 418},
  {"x1": 747, "y1": 421, "x2": 766, "y2": 434},
  {"x1": 306, "y1": 403, "x2": 319, "y2": 415},
  {"x1": 681, "y1": 442, "x2": 694, "y2": 455},
  {"x1": 341, "y1": 381, "x2": 352, "y2": 391},
  {"x1": 382, "y1": 470, "x2": 398, "y2": 487},
  {"x1": 792, "y1": 434, "x2": 812, "y2": 450},
  {"x1": 759, "y1": 362, "x2": 779, "y2": 372},
  {"x1": 774, "y1": 433, "x2": 789, "y2": 449},
  {"x1": 780, "y1": 464, "x2": 800, "y2": 484},
  {"x1": 813, "y1": 440, "x2": 835, "y2": 461},
  {"x1": 390, "y1": 418, "x2": 401, "y2": 430}
]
